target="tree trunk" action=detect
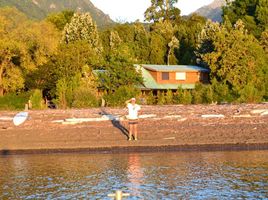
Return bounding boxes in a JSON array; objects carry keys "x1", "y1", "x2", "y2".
[
  {"x1": 0, "y1": 65, "x2": 3, "y2": 96},
  {"x1": 167, "y1": 48, "x2": 171, "y2": 66},
  {"x1": 165, "y1": 0, "x2": 169, "y2": 20},
  {"x1": 0, "y1": 87, "x2": 3, "y2": 97}
]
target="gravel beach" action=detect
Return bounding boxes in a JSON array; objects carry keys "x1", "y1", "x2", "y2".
[{"x1": 0, "y1": 104, "x2": 268, "y2": 154}]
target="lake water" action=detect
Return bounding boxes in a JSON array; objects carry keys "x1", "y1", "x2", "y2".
[{"x1": 0, "y1": 150, "x2": 268, "y2": 199}]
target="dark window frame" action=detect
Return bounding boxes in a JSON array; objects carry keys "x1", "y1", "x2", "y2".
[{"x1": 162, "y1": 72, "x2": 169, "y2": 80}]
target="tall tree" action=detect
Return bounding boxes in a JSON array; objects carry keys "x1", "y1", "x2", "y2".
[
  {"x1": 260, "y1": 29, "x2": 268, "y2": 53},
  {"x1": 0, "y1": 40, "x2": 25, "y2": 95},
  {"x1": 62, "y1": 12, "x2": 102, "y2": 53},
  {"x1": 101, "y1": 23, "x2": 150, "y2": 64},
  {"x1": 256, "y1": 0, "x2": 268, "y2": 29},
  {"x1": 0, "y1": 8, "x2": 59, "y2": 96},
  {"x1": 197, "y1": 20, "x2": 268, "y2": 100},
  {"x1": 149, "y1": 20, "x2": 179, "y2": 64},
  {"x1": 52, "y1": 41, "x2": 101, "y2": 80},
  {"x1": 223, "y1": 0, "x2": 268, "y2": 37},
  {"x1": 144, "y1": 0, "x2": 180, "y2": 23},
  {"x1": 98, "y1": 25, "x2": 143, "y2": 92},
  {"x1": 132, "y1": 23, "x2": 151, "y2": 63},
  {"x1": 175, "y1": 14, "x2": 206, "y2": 65},
  {"x1": 46, "y1": 10, "x2": 74, "y2": 31},
  {"x1": 167, "y1": 36, "x2": 179, "y2": 65}
]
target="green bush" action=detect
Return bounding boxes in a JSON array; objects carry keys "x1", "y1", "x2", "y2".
[
  {"x1": 104, "y1": 86, "x2": 141, "y2": 107},
  {"x1": 30, "y1": 89, "x2": 46, "y2": 109},
  {"x1": 54, "y1": 75, "x2": 80, "y2": 109},
  {"x1": 203, "y1": 85, "x2": 214, "y2": 104},
  {"x1": 173, "y1": 87, "x2": 183, "y2": 104},
  {"x1": 192, "y1": 84, "x2": 213, "y2": 104},
  {"x1": 192, "y1": 84, "x2": 203, "y2": 104},
  {"x1": 165, "y1": 90, "x2": 174, "y2": 104},
  {"x1": 210, "y1": 79, "x2": 234, "y2": 103},
  {"x1": 174, "y1": 87, "x2": 193, "y2": 104},
  {"x1": 72, "y1": 87, "x2": 100, "y2": 108},
  {"x1": 54, "y1": 78, "x2": 68, "y2": 109},
  {"x1": 0, "y1": 92, "x2": 31, "y2": 110},
  {"x1": 192, "y1": 82, "x2": 239, "y2": 104},
  {"x1": 182, "y1": 90, "x2": 193, "y2": 104},
  {"x1": 145, "y1": 91, "x2": 156, "y2": 105},
  {"x1": 157, "y1": 91, "x2": 166, "y2": 105},
  {"x1": 238, "y1": 83, "x2": 264, "y2": 103}
]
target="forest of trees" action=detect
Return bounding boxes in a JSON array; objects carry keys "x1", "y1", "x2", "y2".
[{"x1": 0, "y1": 0, "x2": 267, "y2": 109}]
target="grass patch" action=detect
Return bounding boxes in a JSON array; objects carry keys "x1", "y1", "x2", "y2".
[{"x1": 0, "y1": 92, "x2": 31, "y2": 110}]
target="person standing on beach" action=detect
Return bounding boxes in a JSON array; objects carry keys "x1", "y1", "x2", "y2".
[{"x1": 125, "y1": 98, "x2": 141, "y2": 141}]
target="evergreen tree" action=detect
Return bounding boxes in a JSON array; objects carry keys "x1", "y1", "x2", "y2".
[
  {"x1": 197, "y1": 20, "x2": 268, "y2": 100},
  {"x1": 260, "y1": 29, "x2": 268, "y2": 53},
  {"x1": 133, "y1": 23, "x2": 151, "y2": 63},
  {"x1": 175, "y1": 14, "x2": 206, "y2": 65},
  {"x1": 98, "y1": 61, "x2": 142, "y2": 92},
  {"x1": 223, "y1": 0, "x2": 268, "y2": 37},
  {"x1": 62, "y1": 12, "x2": 102, "y2": 53},
  {"x1": 149, "y1": 20, "x2": 179, "y2": 64},
  {"x1": 256, "y1": 0, "x2": 268, "y2": 29},
  {"x1": 167, "y1": 36, "x2": 179, "y2": 65},
  {"x1": 144, "y1": 0, "x2": 180, "y2": 22},
  {"x1": 46, "y1": 10, "x2": 74, "y2": 31}
]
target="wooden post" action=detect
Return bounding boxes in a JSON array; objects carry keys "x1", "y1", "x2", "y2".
[
  {"x1": 24, "y1": 103, "x2": 28, "y2": 111},
  {"x1": 28, "y1": 100, "x2": 32, "y2": 109},
  {"x1": 101, "y1": 98, "x2": 105, "y2": 107},
  {"x1": 108, "y1": 190, "x2": 130, "y2": 200}
]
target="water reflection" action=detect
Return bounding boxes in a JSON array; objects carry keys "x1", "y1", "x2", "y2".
[
  {"x1": 0, "y1": 151, "x2": 267, "y2": 199},
  {"x1": 127, "y1": 154, "x2": 143, "y2": 198}
]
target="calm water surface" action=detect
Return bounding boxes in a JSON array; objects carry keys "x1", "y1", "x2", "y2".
[{"x1": 0, "y1": 151, "x2": 268, "y2": 199}]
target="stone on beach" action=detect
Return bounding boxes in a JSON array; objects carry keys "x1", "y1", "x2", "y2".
[
  {"x1": 232, "y1": 114, "x2": 252, "y2": 118},
  {"x1": 163, "y1": 115, "x2": 182, "y2": 119},
  {"x1": 0, "y1": 117, "x2": 13, "y2": 121},
  {"x1": 52, "y1": 115, "x2": 119, "y2": 125},
  {"x1": 260, "y1": 111, "x2": 268, "y2": 116},
  {"x1": 139, "y1": 114, "x2": 157, "y2": 119},
  {"x1": 251, "y1": 109, "x2": 268, "y2": 114},
  {"x1": 163, "y1": 137, "x2": 176, "y2": 140},
  {"x1": 177, "y1": 118, "x2": 187, "y2": 122},
  {"x1": 201, "y1": 114, "x2": 225, "y2": 118}
]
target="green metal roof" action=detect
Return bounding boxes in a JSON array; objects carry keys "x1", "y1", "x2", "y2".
[
  {"x1": 136, "y1": 64, "x2": 210, "y2": 73},
  {"x1": 137, "y1": 65, "x2": 196, "y2": 90}
]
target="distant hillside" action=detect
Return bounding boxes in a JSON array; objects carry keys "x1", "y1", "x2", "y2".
[
  {"x1": 0, "y1": 0, "x2": 114, "y2": 28},
  {"x1": 193, "y1": 0, "x2": 227, "y2": 22}
]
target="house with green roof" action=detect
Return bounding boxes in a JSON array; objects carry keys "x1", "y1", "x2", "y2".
[{"x1": 134, "y1": 64, "x2": 210, "y2": 92}]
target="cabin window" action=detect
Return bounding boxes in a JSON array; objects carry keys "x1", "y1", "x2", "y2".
[
  {"x1": 200, "y1": 73, "x2": 204, "y2": 81},
  {"x1": 200, "y1": 72, "x2": 207, "y2": 81},
  {"x1": 176, "y1": 72, "x2": 186, "y2": 80},
  {"x1": 162, "y1": 72, "x2": 169, "y2": 80}
]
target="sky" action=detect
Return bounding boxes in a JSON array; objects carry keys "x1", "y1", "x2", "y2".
[{"x1": 90, "y1": 0, "x2": 214, "y2": 22}]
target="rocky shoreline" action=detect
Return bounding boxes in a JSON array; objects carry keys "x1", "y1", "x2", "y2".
[
  {"x1": 0, "y1": 104, "x2": 268, "y2": 155},
  {"x1": 1, "y1": 143, "x2": 268, "y2": 155}
]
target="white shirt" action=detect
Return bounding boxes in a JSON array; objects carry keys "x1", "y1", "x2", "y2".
[{"x1": 127, "y1": 103, "x2": 141, "y2": 120}]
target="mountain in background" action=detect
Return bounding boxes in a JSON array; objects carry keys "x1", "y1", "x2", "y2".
[
  {"x1": 193, "y1": 0, "x2": 227, "y2": 22},
  {"x1": 0, "y1": 0, "x2": 114, "y2": 28}
]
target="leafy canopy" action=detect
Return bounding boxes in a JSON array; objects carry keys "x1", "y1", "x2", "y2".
[
  {"x1": 197, "y1": 20, "x2": 268, "y2": 100},
  {"x1": 144, "y1": 0, "x2": 180, "y2": 22},
  {"x1": 0, "y1": 7, "x2": 59, "y2": 96},
  {"x1": 223, "y1": 0, "x2": 268, "y2": 37}
]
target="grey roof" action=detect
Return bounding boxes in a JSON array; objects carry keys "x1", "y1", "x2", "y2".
[{"x1": 137, "y1": 64, "x2": 210, "y2": 72}]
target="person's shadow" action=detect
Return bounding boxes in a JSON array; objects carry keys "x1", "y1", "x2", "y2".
[{"x1": 99, "y1": 108, "x2": 129, "y2": 139}]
